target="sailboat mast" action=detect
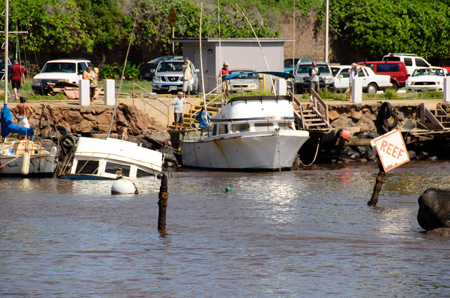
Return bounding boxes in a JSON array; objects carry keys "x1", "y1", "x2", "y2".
[{"x1": 4, "y1": 0, "x2": 9, "y2": 104}]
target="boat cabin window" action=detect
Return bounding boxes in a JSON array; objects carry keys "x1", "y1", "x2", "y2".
[
  {"x1": 231, "y1": 123, "x2": 250, "y2": 133},
  {"x1": 76, "y1": 160, "x2": 99, "y2": 174},
  {"x1": 212, "y1": 124, "x2": 218, "y2": 136},
  {"x1": 105, "y1": 162, "x2": 130, "y2": 177},
  {"x1": 254, "y1": 122, "x2": 274, "y2": 131},
  {"x1": 219, "y1": 124, "x2": 229, "y2": 134}
]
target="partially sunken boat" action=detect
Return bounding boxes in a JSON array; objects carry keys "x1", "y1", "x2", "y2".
[
  {"x1": 57, "y1": 136, "x2": 163, "y2": 180},
  {"x1": 181, "y1": 95, "x2": 309, "y2": 170}
]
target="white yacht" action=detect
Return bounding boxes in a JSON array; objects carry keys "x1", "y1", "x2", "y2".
[{"x1": 181, "y1": 95, "x2": 309, "y2": 170}]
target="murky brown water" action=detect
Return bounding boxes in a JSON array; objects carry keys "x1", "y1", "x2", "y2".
[{"x1": 1, "y1": 161, "x2": 450, "y2": 297}]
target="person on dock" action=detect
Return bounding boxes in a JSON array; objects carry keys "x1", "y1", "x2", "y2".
[
  {"x1": 166, "y1": 92, "x2": 193, "y2": 131},
  {"x1": 348, "y1": 63, "x2": 363, "y2": 101},
  {"x1": 82, "y1": 66, "x2": 97, "y2": 104},
  {"x1": 220, "y1": 62, "x2": 230, "y2": 99},
  {"x1": 309, "y1": 61, "x2": 320, "y2": 100},
  {"x1": 9, "y1": 60, "x2": 26, "y2": 100},
  {"x1": 182, "y1": 59, "x2": 193, "y2": 99},
  {"x1": 194, "y1": 106, "x2": 211, "y2": 136},
  {"x1": 12, "y1": 97, "x2": 33, "y2": 139}
]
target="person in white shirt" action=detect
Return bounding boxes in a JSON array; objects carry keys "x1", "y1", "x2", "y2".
[
  {"x1": 166, "y1": 92, "x2": 194, "y2": 131},
  {"x1": 348, "y1": 63, "x2": 363, "y2": 101}
]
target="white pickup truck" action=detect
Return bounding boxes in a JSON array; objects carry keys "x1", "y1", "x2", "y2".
[
  {"x1": 32, "y1": 59, "x2": 94, "y2": 95},
  {"x1": 331, "y1": 65, "x2": 392, "y2": 93}
]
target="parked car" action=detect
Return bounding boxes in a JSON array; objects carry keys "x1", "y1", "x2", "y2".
[
  {"x1": 405, "y1": 67, "x2": 447, "y2": 92},
  {"x1": 32, "y1": 59, "x2": 94, "y2": 95},
  {"x1": 331, "y1": 65, "x2": 392, "y2": 93},
  {"x1": 438, "y1": 58, "x2": 450, "y2": 73},
  {"x1": 228, "y1": 69, "x2": 261, "y2": 93},
  {"x1": 358, "y1": 61, "x2": 408, "y2": 90},
  {"x1": 283, "y1": 58, "x2": 312, "y2": 74},
  {"x1": 152, "y1": 59, "x2": 199, "y2": 94},
  {"x1": 293, "y1": 61, "x2": 334, "y2": 93},
  {"x1": 140, "y1": 55, "x2": 182, "y2": 81},
  {"x1": 382, "y1": 53, "x2": 430, "y2": 75}
]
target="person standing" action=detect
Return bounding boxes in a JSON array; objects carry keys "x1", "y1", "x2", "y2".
[
  {"x1": 10, "y1": 60, "x2": 26, "y2": 100},
  {"x1": 82, "y1": 66, "x2": 97, "y2": 103},
  {"x1": 220, "y1": 62, "x2": 230, "y2": 98},
  {"x1": 194, "y1": 106, "x2": 211, "y2": 136},
  {"x1": 166, "y1": 91, "x2": 194, "y2": 131},
  {"x1": 309, "y1": 61, "x2": 320, "y2": 100},
  {"x1": 12, "y1": 97, "x2": 33, "y2": 139},
  {"x1": 182, "y1": 59, "x2": 193, "y2": 98},
  {"x1": 348, "y1": 63, "x2": 363, "y2": 101}
]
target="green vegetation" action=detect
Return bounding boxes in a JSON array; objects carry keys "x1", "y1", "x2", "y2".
[{"x1": 330, "y1": 0, "x2": 450, "y2": 60}]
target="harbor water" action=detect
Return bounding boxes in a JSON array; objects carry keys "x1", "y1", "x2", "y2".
[{"x1": 1, "y1": 161, "x2": 450, "y2": 297}]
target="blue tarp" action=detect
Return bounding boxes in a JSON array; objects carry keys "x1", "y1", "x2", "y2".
[
  {"x1": 1, "y1": 104, "x2": 34, "y2": 138},
  {"x1": 223, "y1": 71, "x2": 294, "y2": 81}
]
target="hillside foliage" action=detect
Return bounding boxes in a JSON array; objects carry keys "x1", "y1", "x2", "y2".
[
  {"x1": 1, "y1": 0, "x2": 449, "y2": 66},
  {"x1": 330, "y1": 0, "x2": 450, "y2": 60}
]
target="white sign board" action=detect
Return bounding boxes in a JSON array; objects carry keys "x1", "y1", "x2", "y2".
[{"x1": 370, "y1": 129, "x2": 409, "y2": 172}]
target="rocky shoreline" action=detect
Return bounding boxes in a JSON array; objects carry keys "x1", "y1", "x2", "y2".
[{"x1": 10, "y1": 99, "x2": 450, "y2": 168}]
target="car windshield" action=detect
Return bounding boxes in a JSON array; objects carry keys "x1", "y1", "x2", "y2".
[
  {"x1": 230, "y1": 71, "x2": 258, "y2": 79},
  {"x1": 297, "y1": 64, "x2": 330, "y2": 74},
  {"x1": 41, "y1": 62, "x2": 76, "y2": 73},
  {"x1": 284, "y1": 59, "x2": 299, "y2": 68},
  {"x1": 157, "y1": 61, "x2": 184, "y2": 72},
  {"x1": 411, "y1": 68, "x2": 445, "y2": 77}
]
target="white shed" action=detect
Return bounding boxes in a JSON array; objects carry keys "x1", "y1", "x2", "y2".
[{"x1": 172, "y1": 38, "x2": 291, "y2": 94}]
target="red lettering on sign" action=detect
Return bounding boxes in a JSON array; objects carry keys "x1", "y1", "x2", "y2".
[
  {"x1": 380, "y1": 140, "x2": 388, "y2": 152},
  {"x1": 379, "y1": 140, "x2": 405, "y2": 159}
]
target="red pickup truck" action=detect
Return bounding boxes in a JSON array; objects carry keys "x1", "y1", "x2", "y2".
[{"x1": 358, "y1": 61, "x2": 408, "y2": 90}]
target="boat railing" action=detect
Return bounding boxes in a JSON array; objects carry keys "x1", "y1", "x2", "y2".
[{"x1": 131, "y1": 83, "x2": 170, "y2": 127}]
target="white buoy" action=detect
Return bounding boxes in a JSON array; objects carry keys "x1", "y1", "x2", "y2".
[{"x1": 111, "y1": 178, "x2": 138, "y2": 194}]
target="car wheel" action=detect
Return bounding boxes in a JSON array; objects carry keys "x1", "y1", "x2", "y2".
[
  {"x1": 367, "y1": 83, "x2": 377, "y2": 94},
  {"x1": 390, "y1": 81, "x2": 399, "y2": 91}
]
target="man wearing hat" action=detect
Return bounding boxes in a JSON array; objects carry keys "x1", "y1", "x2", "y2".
[
  {"x1": 166, "y1": 91, "x2": 194, "y2": 131},
  {"x1": 220, "y1": 62, "x2": 230, "y2": 98}
]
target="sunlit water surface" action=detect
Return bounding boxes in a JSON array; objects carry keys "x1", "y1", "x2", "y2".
[{"x1": 1, "y1": 161, "x2": 450, "y2": 297}]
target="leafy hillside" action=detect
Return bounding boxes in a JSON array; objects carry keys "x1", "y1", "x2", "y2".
[{"x1": 2, "y1": 0, "x2": 450, "y2": 67}]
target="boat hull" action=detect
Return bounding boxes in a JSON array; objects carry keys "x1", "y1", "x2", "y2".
[
  {"x1": 0, "y1": 141, "x2": 57, "y2": 176},
  {"x1": 181, "y1": 130, "x2": 309, "y2": 170}
]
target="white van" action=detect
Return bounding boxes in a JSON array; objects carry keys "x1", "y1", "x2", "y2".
[
  {"x1": 382, "y1": 53, "x2": 430, "y2": 75},
  {"x1": 32, "y1": 59, "x2": 94, "y2": 95}
]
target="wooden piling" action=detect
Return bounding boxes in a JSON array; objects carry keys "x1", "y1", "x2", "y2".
[{"x1": 158, "y1": 173, "x2": 168, "y2": 231}]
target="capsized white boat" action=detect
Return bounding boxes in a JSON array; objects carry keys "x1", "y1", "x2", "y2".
[
  {"x1": 58, "y1": 136, "x2": 163, "y2": 180},
  {"x1": 181, "y1": 95, "x2": 309, "y2": 170}
]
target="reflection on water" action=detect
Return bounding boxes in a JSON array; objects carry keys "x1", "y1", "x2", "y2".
[{"x1": 1, "y1": 161, "x2": 450, "y2": 297}]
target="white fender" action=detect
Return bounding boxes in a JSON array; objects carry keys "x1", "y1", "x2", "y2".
[
  {"x1": 111, "y1": 178, "x2": 138, "y2": 194},
  {"x1": 21, "y1": 151, "x2": 30, "y2": 175}
]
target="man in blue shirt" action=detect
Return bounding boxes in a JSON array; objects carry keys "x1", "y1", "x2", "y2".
[{"x1": 194, "y1": 106, "x2": 211, "y2": 136}]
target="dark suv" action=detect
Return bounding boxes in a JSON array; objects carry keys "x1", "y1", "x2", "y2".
[{"x1": 358, "y1": 61, "x2": 408, "y2": 90}]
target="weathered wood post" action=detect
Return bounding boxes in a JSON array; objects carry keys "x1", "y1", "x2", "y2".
[
  {"x1": 368, "y1": 166, "x2": 385, "y2": 207},
  {"x1": 158, "y1": 173, "x2": 168, "y2": 231}
]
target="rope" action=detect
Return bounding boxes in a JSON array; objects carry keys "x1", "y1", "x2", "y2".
[{"x1": 299, "y1": 137, "x2": 320, "y2": 167}]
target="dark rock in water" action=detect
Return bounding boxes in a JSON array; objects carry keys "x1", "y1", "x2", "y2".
[
  {"x1": 408, "y1": 150, "x2": 417, "y2": 160},
  {"x1": 417, "y1": 188, "x2": 450, "y2": 231},
  {"x1": 424, "y1": 228, "x2": 450, "y2": 237}
]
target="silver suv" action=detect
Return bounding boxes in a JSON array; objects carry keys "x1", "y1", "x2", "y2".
[
  {"x1": 293, "y1": 61, "x2": 334, "y2": 93},
  {"x1": 32, "y1": 59, "x2": 93, "y2": 95},
  {"x1": 152, "y1": 58, "x2": 199, "y2": 94}
]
